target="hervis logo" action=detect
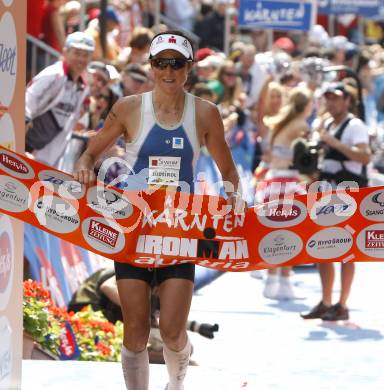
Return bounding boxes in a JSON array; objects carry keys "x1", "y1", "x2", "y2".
[{"x1": 0, "y1": 150, "x2": 35, "y2": 179}]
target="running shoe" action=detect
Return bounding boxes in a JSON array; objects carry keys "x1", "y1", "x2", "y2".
[
  {"x1": 321, "y1": 303, "x2": 349, "y2": 321},
  {"x1": 263, "y1": 275, "x2": 279, "y2": 299},
  {"x1": 300, "y1": 301, "x2": 331, "y2": 319}
]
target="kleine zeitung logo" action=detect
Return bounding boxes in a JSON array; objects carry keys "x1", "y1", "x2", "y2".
[
  {"x1": 365, "y1": 230, "x2": 384, "y2": 248},
  {"x1": 81, "y1": 217, "x2": 125, "y2": 254},
  {"x1": 357, "y1": 223, "x2": 384, "y2": 258},
  {"x1": 0, "y1": 12, "x2": 17, "y2": 106}
]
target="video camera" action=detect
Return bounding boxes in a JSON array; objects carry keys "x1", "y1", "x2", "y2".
[{"x1": 291, "y1": 138, "x2": 321, "y2": 175}]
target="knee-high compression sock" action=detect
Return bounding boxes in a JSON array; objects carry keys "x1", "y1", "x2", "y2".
[
  {"x1": 163, "y1": 338, "x2": 191, "y2": 390},
  {"x1": 121, "y1": 346, "x2": 149, "y2": 390}
]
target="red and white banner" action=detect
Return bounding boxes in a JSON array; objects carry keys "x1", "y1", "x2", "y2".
[{"x1": 0, "y1": 146, "x2": 384, "y2": 272}]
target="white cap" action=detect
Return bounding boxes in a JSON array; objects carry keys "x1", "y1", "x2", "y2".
[
  {"x1": 65, "y1": 32, "x2": 95, "y2": 52},
  {"x1": 150, "y1": 34, "x2": 194, "y2": 60}
]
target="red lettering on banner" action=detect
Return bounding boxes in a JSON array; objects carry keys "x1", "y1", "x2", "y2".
[
  {"x1": 0, "y1": 153, "x2": 28, "y2": 174},
  {"x1": 88, "y1": 220, "x2": 118, "y2": 248}
]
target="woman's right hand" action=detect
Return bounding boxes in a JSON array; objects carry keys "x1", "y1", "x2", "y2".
[{"x1": 74, "y1": 154, "x2": 96, "y2": 185}]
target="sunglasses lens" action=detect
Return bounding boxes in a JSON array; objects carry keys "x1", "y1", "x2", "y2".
[{"x1": 152, "y1": 58, "x2": 188, "y2": 70}]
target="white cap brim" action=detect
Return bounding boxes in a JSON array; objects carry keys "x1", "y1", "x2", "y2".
[{"x1": 150, "y1": 34, "x2": 193, "y2": 60}]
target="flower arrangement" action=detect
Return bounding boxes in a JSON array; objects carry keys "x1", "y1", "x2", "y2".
[{"x1": 23, "y1": 279, "x2": 123, "y2": 361}]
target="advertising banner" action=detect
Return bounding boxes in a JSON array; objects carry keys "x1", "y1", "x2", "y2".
[
  {"x1": 0, "y1": 0, "x2": 25, "y2": 389},
  {"x1": 0, "y1": 147, "x2": 383, "y2": 273},
  {"x1": 238, "y1": 0, "x2": 317, "y2": 32},
  {"x1": 318, "y1": 0, "x2": 382, "y2": 18}
]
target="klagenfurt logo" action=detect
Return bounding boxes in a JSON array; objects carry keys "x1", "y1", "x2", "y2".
[
  {"x1": 82, "y1": 217, "x2": 125, "y2": 254},
  {"x1": 0, "y1": 175, "x2": 30, "y2": 213},
  {"x1": 0, "y1": 13, "x2": 17, "y2": 106},
  {"x1": 257, "y1": 200, "x2": 307, "y2": 228},
  {"x1": 0, "y1": 215, "x2": 14, "y2": 311},
  {"x1": 357, "y1": 223, "x2": 384, "y2": 258},
  {"x1": 306, "y1": 227, "x2": 353, "y2": 260},
  {"x1": 360, "y1": 190, "x2": 384, "y2": 222},
  {"x1": 258, "y1": 230, "x2": 303, "y2": 265},
  {"x1": 0, "y1": 150, "x2": 35, "y2": 179}
]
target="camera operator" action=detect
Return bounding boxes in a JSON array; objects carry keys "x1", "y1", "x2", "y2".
[{"x1": 301, "y1": 81, "x2": 371, "y2": 321}]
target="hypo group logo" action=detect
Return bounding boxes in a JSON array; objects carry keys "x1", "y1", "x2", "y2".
[
  {"x1": 0, "y1": 114, "x2": 15, "y2": 151},
  {"x1": 257, "y1": 199, "x2": 307, "y2": 228},
  {"x1": 33, "y1": 195, "x2": 80, "y2": 234},
  {"x1": 360, "y1": 189, "x2": 384, "y2": 222},
  {"x1": 81, "y1": 216, "x2": 126, "y2": 254},
  {"x1": 0, "y1": 215, "x2": 14, "y2": 311},
  {"x1": 0, "y1": 149, "x2": 35, "y2": 179},
  {"x1": 0, "y1": 12, "x2": 17, "y2": 106},
  {"x1": 310, "y1": 193, "x2": 356, "y2": 227},
  {"x1": 357, "y1": 223, "x2": 384, "y2": 259},
  {"x1": 258, "y1": 230, "x2": 303, "y2": 265},
  {"x1": 306, "y1": 227, "x2": 353, "y2": 260},
  {"x1": 0, "y1": 316, "x2": 12, "y2": 389}
]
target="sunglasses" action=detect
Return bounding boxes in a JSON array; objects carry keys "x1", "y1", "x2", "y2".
[
  {"x1": 151, "y1": 58, "x2": 192, "y2": 70},
  {"x1": 223, "y1": 71, "x2": 237, "y2": 77}
]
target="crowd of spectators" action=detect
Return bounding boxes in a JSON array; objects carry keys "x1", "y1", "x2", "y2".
[{"x1": 22, "y1": 0, "x2": 384, "y2": 321}]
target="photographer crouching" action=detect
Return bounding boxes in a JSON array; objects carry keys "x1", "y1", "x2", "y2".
[{"x1": 301, "y1": 81, "x2": 371, "y2": 321}]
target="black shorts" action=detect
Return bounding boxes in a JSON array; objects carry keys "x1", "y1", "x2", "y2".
[{"x1": 114, "y1": 261, "x2": 195, "y2": 286}]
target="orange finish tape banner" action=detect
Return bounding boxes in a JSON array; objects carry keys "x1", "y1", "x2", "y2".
[{"x1": 0, "y1": 146, "x2": 383, "y2": 272}]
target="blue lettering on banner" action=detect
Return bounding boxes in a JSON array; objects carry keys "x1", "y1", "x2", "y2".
[
  {"x1": 0, "y1": 44, "x2": 16, "y2": 76},
  {"x1": 318, "y1": 0, "x2": 381, "y2": 18},
  {"x1": 238, "y1": 0, "x2": 316, "y2": 32}
]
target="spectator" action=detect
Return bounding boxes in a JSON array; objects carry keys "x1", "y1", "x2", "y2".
[
  {"x1": 301, "y1": 82, "x2": 371, "y2": 320},
  {"x1": 62, "y1": 0, "x2": 81, "y2": 35},
  {"x1": 118, "y1": 27, "x2": 154, "y2": 66},
  {"x1": 85, "y1": 5, "x2": 121, "y2": 62},
  {"x1": 257, "y1": 86, "x2": 312, "y2": 300},
  {"x1": 237, "y1": 44, "x2": 268, "y2": 108},
  {"x1": 87, "y1": 61, "x2": 111, "y2": 98},
  {"x1": 41, "y1": 0, "x2": 66, "y2": 51},
  {"x1": 194, "y1": 0, "x2": 229, "y2": 51},
  {"x1": 164, "y1": 0, "x2": 195, "y2": 32},
  {"x1": 113, "y1": 63, "x2": 149, "y2": 97},
  {"x1": 25, "y1": 32, "x2": 95, "y2": 167},
  {"x1": 216, "y1": 59, "x2": 243, "y2": 108}
]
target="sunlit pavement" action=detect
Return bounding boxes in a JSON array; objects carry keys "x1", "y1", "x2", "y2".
[{"x1": 23, "y1": 262, "x2": 384, "y2": 389}]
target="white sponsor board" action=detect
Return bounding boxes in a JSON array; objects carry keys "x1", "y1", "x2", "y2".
[{"x1": 0, "y1": 12, "x2": 17, "y2": 106}]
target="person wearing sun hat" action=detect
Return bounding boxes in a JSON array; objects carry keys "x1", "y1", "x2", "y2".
[
  {"x1": 74, "y1": 30, "x2": 243, "y2": 390},
  {"x1": 25, "y1": 31, "x2": 95, "y2": 167}
]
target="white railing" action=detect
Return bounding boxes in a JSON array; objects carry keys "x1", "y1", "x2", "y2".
[{"x1": 27, "y1": 34, "x2": 61, "y2": 79}]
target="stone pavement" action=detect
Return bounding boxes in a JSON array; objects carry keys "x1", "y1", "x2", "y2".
[{"x1": 22, "y1": 262, "x2": 384, "y2": 389}]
